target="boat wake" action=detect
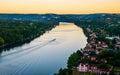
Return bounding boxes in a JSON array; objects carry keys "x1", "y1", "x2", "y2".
[{"x1": 0, "y1": 39, "x2": 56, "y2": 58}]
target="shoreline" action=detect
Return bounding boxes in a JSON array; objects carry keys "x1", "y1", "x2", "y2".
[{"x1": 0, "y1": 21, "x2": 58, "y2": 53}]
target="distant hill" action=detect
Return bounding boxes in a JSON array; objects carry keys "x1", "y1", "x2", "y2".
[{"x1": 0, "y1": 13, "x2": 119, "y2": 21}]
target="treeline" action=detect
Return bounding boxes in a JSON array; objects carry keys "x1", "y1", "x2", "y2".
[
  {"x1": 73, "y1": 14, "x2": 120, "y2": 36},
  {"x1": 0, "y1": 19, "x2": 58, "y2": 50},
  {"x1": 73, "y1": 15, "x2": 120, "y2": 49}
]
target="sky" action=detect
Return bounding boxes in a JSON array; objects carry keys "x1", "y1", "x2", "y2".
[{"x1": 0, "y1": 0, "x2": 120, "y2": 14}]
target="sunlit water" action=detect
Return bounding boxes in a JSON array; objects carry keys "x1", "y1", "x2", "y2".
[{"x1": 0, "y1": 22, "x2": 87, "y2": 75}]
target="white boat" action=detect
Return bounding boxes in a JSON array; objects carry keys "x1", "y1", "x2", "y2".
[{"x1": 51, "y1": 39, "x2": 56, "y2": 41}]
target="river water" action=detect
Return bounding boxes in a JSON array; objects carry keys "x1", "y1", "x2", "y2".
[{"x1": 0, "y1": 22, "x2": 87, "y2": 75}]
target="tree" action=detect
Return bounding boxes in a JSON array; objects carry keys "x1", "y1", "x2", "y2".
[
  {"x1": 98, "y1": 50, "x2": 115, "y2": 59},
  {"x1": 97, "y1": 63, "x2": 111, "y2": 69},
  {"x1": 80, "y1": 58, "x2": 91, "y2": 63},
  {"x1": 89, "y1": 51, "x2": 96, "y2": 56},
  {"x1": 67, "y1": 50, "x2": 83, "y2": 68},
  {"x1": 76, "y1": 50, "x2": 83, "y2": 57},
  {"x1": 58, "y1": 68, "x2": 67, "y2": 75},
  {"x1": 55, "y1": 68, "x2": 72, "y2": 75},
  {"x1": 0, "y1": 37, "x2": 4, "y2": 45},
  {"x1": 114, "y1": 49, "x2": 120, "y2": 66}
]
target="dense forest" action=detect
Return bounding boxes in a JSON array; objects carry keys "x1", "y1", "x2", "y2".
[{"x1": 0, "y1": 19, "x2": 58, "y2": 51}]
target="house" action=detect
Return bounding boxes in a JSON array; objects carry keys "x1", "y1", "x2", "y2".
[
  {"x1": 77, "y1": 63, "x2": 98, "y2": 73},
  {"x1": 77, "y1": 63, "x2": 89, "y2": 72},
  {"x1": 83, "y1": 52, "x2": 89, "y2": 56},
  {"x1": 90, "y1": 33, "x2": 97, "y2": 39},
  {"x1": 96, "y1": 41, "x2": 108, "y2": 50},
  {"x1": 98, "y1": 66, "x2": 113, "y2": 74},
  {"x1": 89, "y1": 41, "x2": 96, "y2": 45},
  {"x1": 101, "y1": 29, "x2": 106, "y2": 35},
  {"x1": 100, "y1": 58, "x2": 107, "y2": 63},
  {"x1": 84, "y1": 44, "x2": 93, "y2": 52},
  {"x1": 101, "y1": 42, "x2": 108, "y2": 48},
  {"x1": 115, "y1": 44, "x2": 120, "y2": 49},
  {"x1": 90, "y1": 56, "x2": 97, "y2": 61},
  {"x1": 87, "y1": 28, "x2": 93, "y2": 33},
  {"x1": 115, "y1": 38, "x2": 120, "y2": 49},
  {"x1": 90, "y1": 33, "x2": 97, "y2": 38},
  {"x1": 96, "y1": 44, "x2": 102, "y2": 49},
  {"x1": 77, "y1": 63, "x2": 113, "y2": 74},
  {"x1": 89, "y1": 64, "x2": 98, "y2": 72},
  {"x1": 29, "y1": 22, "x2": 33, "y2": 26}
]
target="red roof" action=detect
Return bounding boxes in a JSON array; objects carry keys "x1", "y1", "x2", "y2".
[{"x1": 89, "y1": 41, "x2": 96, "y2": 45}]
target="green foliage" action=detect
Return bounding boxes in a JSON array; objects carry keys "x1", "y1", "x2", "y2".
[
  {"x1": 58, "y1": 68, "x2": 67, "y2": 75},
  {"x1": 105, "y1": 26, "x2": 120, "y2": 36},
  {"x1": 101, "y1": 73, "x2": 107, "y2": 75},
  {"x1": 0, "y1": 19, "x2": 57, "y2": 46},
  {"x1": 114, "y1": 49, "x2": 120, "y2": 66},
  {"x1": 80, "y1": 58, "x2": 91, "y2": 63},
  {"x1": 97, "y1": 63, "x2": 111, "y2": 69},
  {"x1": 89, "y1": 51, "x2": 96, "y2": 56},
  {"x1": 55, "y1": 68, "x2": 72, "y2": 75},
  {"x1": 95, "y1": 35, "x2": 115, "y2": 48},
  {"x1": 98, "y1": 50, "x2": 120, "y2": 67},
  {"x1": 98, "y1": 50, "x2": 115, "y2": 64},
  {"x1": 67, "y1": 50, "x2": 83, "y2": 68},
  {"x1": 98, "y1": 50, "x2": 115, "y2": 59},
  {"x1": 76, "y1": 50, "x2": 83, "y2": 57},
  {"x1": 109, "y1": 70, "x2": 115, "y2": 75},
  {"x1": 0, "y1": 37, "x2": 4, "y2": 45}
]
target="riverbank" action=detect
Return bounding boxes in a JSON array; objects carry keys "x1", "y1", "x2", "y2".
[
  {"x1": 55, "y1": 22, "x2": 120, "y2": 75},
  {"x1": 0, "y1": 19, "x2": 58, "y2": 52},
  {"x1": 0, "y1": 22, "x2": 87, "y2": 75}
]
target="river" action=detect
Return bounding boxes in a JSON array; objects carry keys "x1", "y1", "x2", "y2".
[{"x1": 0, "y1": 22, "x2": 87, "y2": 75}]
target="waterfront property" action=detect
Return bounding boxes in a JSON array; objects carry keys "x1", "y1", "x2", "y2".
[{"x1": 0, "y1": 22, "x2": 87, "y2": 75}]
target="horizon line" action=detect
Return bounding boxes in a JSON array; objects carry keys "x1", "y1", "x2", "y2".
[{"x1": 0, "y1": 12, "x2": 120, "y2": 15}]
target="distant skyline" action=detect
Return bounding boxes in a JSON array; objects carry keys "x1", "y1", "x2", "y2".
[{"x1": 0, "y1": 0, "x2": 120, "y2": 14}]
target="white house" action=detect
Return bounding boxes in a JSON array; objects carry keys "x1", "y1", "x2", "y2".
[{"x1": 77, "y1": 63, "x2": 89, "y2": 72}]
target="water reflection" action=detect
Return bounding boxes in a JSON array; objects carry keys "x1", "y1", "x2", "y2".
[{"x1": 0, "y1": 22, "x2": 87, "y2": 75}]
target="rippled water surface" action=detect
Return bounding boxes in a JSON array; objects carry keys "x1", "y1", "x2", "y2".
[{"x1": 0, "y1": 22, "x2": 87, "y2": 75}]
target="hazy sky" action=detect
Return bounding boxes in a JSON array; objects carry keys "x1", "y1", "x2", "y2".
[{"x1": 0, "y1": 0, "x2": 120, "y2": 14}]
